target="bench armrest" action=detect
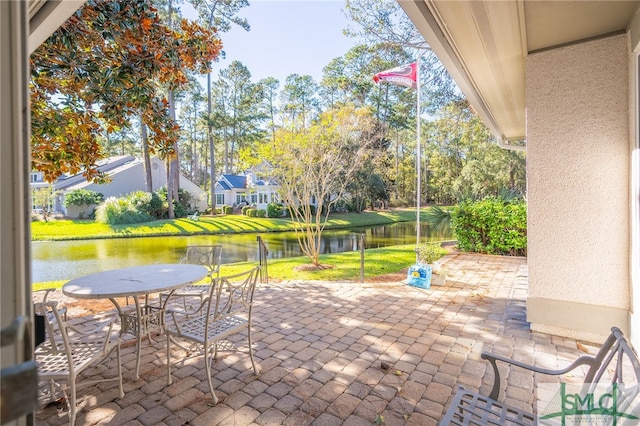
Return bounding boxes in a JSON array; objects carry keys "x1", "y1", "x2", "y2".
[{"x1": 481, "y1": 351, "x2": 601, "y2": 400}]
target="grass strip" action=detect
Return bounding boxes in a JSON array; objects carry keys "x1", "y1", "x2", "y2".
[{"x1": 31, "y1": 209, "x2": 425, "y2": 241}]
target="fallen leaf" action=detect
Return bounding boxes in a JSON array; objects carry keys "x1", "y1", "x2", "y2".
[
  {"x1": 577, "y1": 342, "x2": 590, "y2": 353},
  {"x1": 374, "y1": 414, "x2": 385, "y2": 425}
]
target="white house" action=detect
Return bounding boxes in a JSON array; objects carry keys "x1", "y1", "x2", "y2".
[
  {"x1": 214, "y1": 171, "x2": 280, "y2": 211},
  {"x1": 46, "y1": 155, "x2": 208, "y2": 217}
]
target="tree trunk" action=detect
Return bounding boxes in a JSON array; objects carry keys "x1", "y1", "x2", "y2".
[
  {"x1": 140, "y1": 115, "x2": 152, "y2": 192},
  {"x1": 208, "y1": 72, "x2": 216, "y2": 214},
  {"x1": 166, "y1": 160, "x2": 174, "y2": 218},
  {"x1": 167, "y1": 89, "x2": 179, "y2": 218}
]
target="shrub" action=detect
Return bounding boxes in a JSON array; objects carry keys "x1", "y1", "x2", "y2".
[
  {"x1": 241, "y1": 205, "x2": 252, "y2": 215},
  {"x1": 95, "y1": 196, "x2": 154, "y2": 225},
  {"x1": 415, "y1": 243, "x2": 447, "y2": 264},
  {"x1": 224, "y1": 205, "x2": 233, "y2": 215},
  {"x1": 156, "y1": 187, "x2": 190, "y2": 218},
  {"x1": 128, "y1": 191, "x2": 163, "y2": 219},
  {"x1": 287, "y1": 205, "x2": 317, "y2": 217},
  {"x1": 256, "y1": 209, "x2": 266, "y2": 218},
  {"x1": 246, "y1": 208, "x2": 258, "y2": 217},
  {"x1": 63, "y1": 189, "x2": 104, "y2": 207},
  {"x1": 451, "y1": 198, "x2": 527, "y2": 256},
  {"x1": 267, "y1": 202, "x2": 284, "y2": 218}
]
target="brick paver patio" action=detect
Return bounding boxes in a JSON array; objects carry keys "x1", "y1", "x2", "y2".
[{"x1": 35, "y1": 253, "x2": 592, "y2": 425}]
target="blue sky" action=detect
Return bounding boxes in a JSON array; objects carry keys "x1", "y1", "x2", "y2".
[{"x1": 193, "y1": 1, "x2": 361, "y2": 84}]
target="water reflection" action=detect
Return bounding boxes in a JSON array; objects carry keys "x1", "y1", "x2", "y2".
[{"x1": 32, "y1": 222, "x2": 447, "y2": 282}]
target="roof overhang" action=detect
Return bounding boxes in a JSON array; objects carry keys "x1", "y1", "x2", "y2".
[
  {"x1": 28, "y1": 0, "x2": 84, "y2": 54},
  {"x1": 399, "y1": 0, "x2": 640, "y2": 142}
]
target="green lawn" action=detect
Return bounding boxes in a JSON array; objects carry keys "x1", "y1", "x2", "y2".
[
  {"x1": 220, "y1": 243, "x2": 422, "y2": 281},
  {"x1": 31, "y1": 209, "x2": 425, "y2": 241}
]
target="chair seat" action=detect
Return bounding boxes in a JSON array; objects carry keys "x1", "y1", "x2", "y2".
[
  {"x1": 172, "y1": 285, "x2": 209, "y2": 297},
  {"x1": 439, "y1": 387, "x2": 535, "y2": 426},
  {"x1": 36, "y1": 340, "x2": 116, "y2": 376},
  {"x1": 167, "y1": 314, "x2": 247, "y2": 343}
]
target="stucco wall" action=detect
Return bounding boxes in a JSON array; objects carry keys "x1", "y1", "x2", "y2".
[{"x1": 526, "y1": 34, "x2": 631, "y2": 341}]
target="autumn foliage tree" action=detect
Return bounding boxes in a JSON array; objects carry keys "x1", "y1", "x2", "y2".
[{"x1": 30, "y1": 0, "x2": 222, "y2": 185}]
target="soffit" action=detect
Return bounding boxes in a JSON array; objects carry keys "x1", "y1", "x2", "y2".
[
  {"x1": 28, "y1": 0, "x2": 84, "y2": 54},
  {"x1": 399, "y1": 0, "x2": 640, "y2": 142}
]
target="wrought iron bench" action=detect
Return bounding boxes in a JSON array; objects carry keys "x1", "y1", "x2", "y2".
[{"x1": 439, "y1": 327, "x2": 640, "y2": 425}]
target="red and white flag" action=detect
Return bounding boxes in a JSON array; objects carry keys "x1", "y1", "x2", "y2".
[{"x1": 373, "y1": 62, "x2": 418, "y2": 89}]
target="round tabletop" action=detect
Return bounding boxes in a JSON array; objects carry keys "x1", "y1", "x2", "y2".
[{"x1": 62, "y1": 264, "x2": 208, "y2": 299}]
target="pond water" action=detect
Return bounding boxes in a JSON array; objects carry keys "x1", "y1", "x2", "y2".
[{"x1": 31, "y1": 221, "x2": 449, "y2": 282}]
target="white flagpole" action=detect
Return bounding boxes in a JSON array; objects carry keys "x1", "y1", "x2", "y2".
[{"x1": 415, "y1": 57, "x2": 421, "y2": 261}]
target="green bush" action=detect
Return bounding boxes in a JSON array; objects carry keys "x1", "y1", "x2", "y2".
[
  {"x1": 156, "y1": 187, "x2": 190, "y2": 218},
  {"x1": 287, "y1": 205, "x2": 316, "y2": 217},
  {"x1": 246, "y1": 208, "x2": 258, "y2": 217},
  {"x1": 63, "y1": 189, "x2": 104, "y2": 207},
  {"x1": 95, "y1": 196, "x2": 154, "y2": 225},
  {"x1": 415, "y1": 243, "x2": 447, "y2": 264},
  {"x1": 451, "y1": 198, "x2": 527, "y2": 256},
  {"x1": 224, "y1": 205, "x2": 233, "y2": 215},
  {"x1": 256, "y1": 209, "x2": 266, "y2": 218},
  {"x1": 128, "y1": 191, "x2": 163, "y2": 219},
  {"x1": 267, "y1": 202, "x2": 284, "y2": 218},
  {"x1": 241, "y1": 205, "x2": 252, "y2": 215}
]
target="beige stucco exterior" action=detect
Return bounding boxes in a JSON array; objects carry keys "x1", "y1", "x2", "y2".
[
  {"x1": 526, "y1": 34, "x2": 632, "y2": 341},
  {"x1": 399, "y1": 0, "x2": 640, "y2": 346}
]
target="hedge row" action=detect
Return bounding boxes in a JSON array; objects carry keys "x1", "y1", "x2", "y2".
[{"x1": 451, "y1": 198, "x2": 527, "y2": 256}]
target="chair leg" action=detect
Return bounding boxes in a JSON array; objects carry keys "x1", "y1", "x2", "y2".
[
  {"x1": 68, "y1": 374, "x2": 77, "y2": 426},
  {"x1": 248, "y1": 324, "x2": 258, "y2": 375},
  {"x1": 166, "y1": 331, "x2": 173, "y2": 385},
  {"x1": 116, "y1": 345, "x2": 124, "y2": 398},
  {"x1": 205, "y1": 347, "x2": 219, "y2": 404}
]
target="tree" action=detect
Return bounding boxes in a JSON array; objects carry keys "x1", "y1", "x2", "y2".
[
  {"x1": 257, "y1": 77, "x2": 280, "y2": 143},
  {"x1": 280, "y1": 74, "x2": 320, "y2": 129},
  {"x1": 32, "y1": 187, "x2": 55, "y2": 222},
  {"x1": 425, "y1": 100, "x2": 526, "y2": 203},
  {"x1": 30, "y1": 0, "x2": 222, "y2": 185},
  {"x1": 343, "y1": 0, "x2": 460, "y2": 112},
  {"x1": 191, "y1": 0, "x2": 251, "y2": 213},
  {"x1": 259, "y1": 105, "x2": 383, "y2": 267},
  {"x1": 216, "y1": 61, "x2": 265, "y2": 173},
  {"x1": 177, "y1": 84, "x2": 207, "y2": 183},
  {"x1": 100, "y1": 124, "x2": 139, "y2": 157}
]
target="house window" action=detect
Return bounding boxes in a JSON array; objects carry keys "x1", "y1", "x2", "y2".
[
  {"x1": 30, "y1": 173, "x2": 39, "y2": 183},
  {"x1": 258, "y1": 192, "x2": 268, "y2": 204},
  {"x1": 236, "y1": 193, "x2": 246, "y2": 204},
  {"x1": 216, "y1": 194, "x2": 224, "y2": 206},
  {"x1": 271, "y1": 193, "x2": 279, "y2": 203},
  {"x1": 251, "y1": 193, "x2": 257, "y2": 204}
]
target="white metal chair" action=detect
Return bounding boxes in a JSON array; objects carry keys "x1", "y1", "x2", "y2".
[
  {"x1": 34, "y1": 301, "x2": 124, "y2": 426},
  {"x1": 165, "y1": 266, "x2": 261, "y2": 404},
  {"x1": 33, "y1": 288, "x2": 67, "y2": 321},
  {"x1": 159, "y1": 245, "x2": 223, "y2": 310}
]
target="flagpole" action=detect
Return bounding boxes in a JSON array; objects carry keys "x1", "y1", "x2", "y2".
[{"x1": 415, "y1": 57, "x2": 421, "y2": 261}]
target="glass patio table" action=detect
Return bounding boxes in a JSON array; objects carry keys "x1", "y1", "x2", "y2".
[{"x1": 62, "y1": 263, "x2": 208, "y2": 380}]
